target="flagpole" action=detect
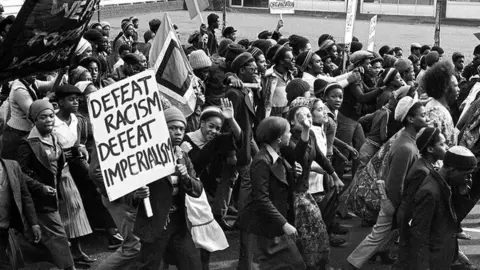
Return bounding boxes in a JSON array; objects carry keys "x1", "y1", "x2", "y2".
[
  {"x1": 223, "y1": 0, "x2": 227, "y2": 31},
  {"x1": 193, "y1": 0, "x2": 205, "y2": 24}
]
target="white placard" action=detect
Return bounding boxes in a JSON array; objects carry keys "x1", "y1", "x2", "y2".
[
  {"x1": 367, "y1": 15, "x2": 377, "y2": 51},
  {"x1": 88, "y1": 70, "x2": 176, "y2": 201},
  {"x1": 269, "y1": 0, "x2": 295, "y2": 14},
  {"x1": 344, "y1": 0, "x2": 358, "y2": 44}
]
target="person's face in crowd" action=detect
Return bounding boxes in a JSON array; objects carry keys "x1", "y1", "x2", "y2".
[
  {"x1": 228, "y1": 32, "x2": 236, "y2": 42},
  {"x1": 212, "y1": 18, "x2": 220, "y2": 29},
  {"x1": 455, "y1": 57, "x2": 465, "y2": 72},
  {"x1": 447, "y1": 167, "x2": 474, "y2": 192},
  {"x1": 292, "y1": 107, "x2": 312, "y2": 131},
  {"x1": 278, "y1": 125, "x2": 291, "y2": 148},
  {"x1": 125, "y1": 62, "x2": 145, "y2": 76},
  {"x1": 125, "y1": 25, "x2": 135, "y2": 37},
  {"x1": 447, "y1": 75, "x2": 460, "y2": 101},
  {"x1": 371, "y1": 61, "x2": 383, "y2": 77},
  {"x1": 35, "y1": 110, "x2": 55, "y2": 135},
  {"x1": 140, "y1": 56, "x2": 147, "y2": 70},
  {"x1": 312, "y1": 101, "x2": 328, "y2": 125},
  {"x1": 200, "y1": 116, "x2": 223, "y2": 141},
  {"x1": 360, "y1": 59, "x2": 372, "y2": 71},
  {"x1": 87, "y1": 62, "x2": 99, "y2": 82},
  {"x1": 120, "y1": 50, "x2": 130, "y2": 59},
  {"x1": 281, "y1": 51, "x2": 296, "y2": 72},
  {"x1": 413, "y1": 48, "x2": 420, "y2": 57},
  {"x1": 201, "y1": 34, "x2": 209, "y2": 45},
  {"x1": 329, "y1": 45, "x2": 338, "y2": 60},
  {"x1": 325, "y1": 88, "x2": 343, "y2": 111},
  {"x1": 404, "y1": 67, "x2": 415, "y2": 82},
  {"x1": 395, "y1": 50, "x2": 403, "y2": 59},
  {"x1": 99, "y1": 39, "x2": 109, "y2": 52},
  {"x1": 408, "y1": 105, "x2": 428, "y2": 131},
  {"x1": 240, "y1": 61, "x2": 258, "y2": 83},
  {"x1": 256, "y1": 54, "x2": 267, "y2": 74},
  {"x1": 391, "y1": 72, "x2": 406, "y2": 88},
  {"x1": 133, "y1": 20, "x2": 139, "y2": 29},
  {"x1": 168, "y1": 120, "x2": 186, "y2": 146},
  {"x1": 427, "y1": 133, "x2": 447, "y2": 161},
  {"x1": 310, "y1": 54, "x2": 324, "y2": 76},
  {"x1": 195, "y1": 67, "x2": 210, "y2": 81},
  {"x1": 413, "y1": 61, "x2": 421, "y2": 74},
  {"x1": 103, "y1": 26, "x2": 110, "y2": 37},
  {"x1": 81, "y1": 47, "x2": 93, "y2": 59},
  {"x1": 59, "y1": 94, "x2": 80, "y2": 114}
]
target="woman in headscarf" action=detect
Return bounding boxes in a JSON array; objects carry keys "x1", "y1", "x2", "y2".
[
  {"x1": 16, "y1": 100, "x2": 76, "y2": 270},
  {"x1": 74, "y1": 37, "x2": 93, "y2": 64},
  {"x1": 52, "y1": 85, "x2": 96, "y2": 265},
  {"x1": 68, "y1": 66, "x2": 92, "y2": 86}
]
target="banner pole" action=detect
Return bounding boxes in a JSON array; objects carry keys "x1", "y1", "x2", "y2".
[
  {"x1": 223, "y1": 0, "x2": 227, "y2": 31},
  {"x1": 144, "y1": 198, "x2": 153, "y2": 217},
  {"x1": 279, "y1": 13, "x2": 283, "y2": 20},
  {"x1": 193, "y1": 0, "x2": 204, "y2": 24}
]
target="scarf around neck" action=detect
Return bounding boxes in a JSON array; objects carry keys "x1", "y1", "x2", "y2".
[{"x1": 187, "y1": 129, "x2": 209, "y2": 150}]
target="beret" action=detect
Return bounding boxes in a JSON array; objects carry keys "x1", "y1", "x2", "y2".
[
  {"x1": 231, "y1": 52, "x2": 254, "y2": 73},
  {"x1": 225, "y1": 43, "x2": 246, "y2": 63},
  {"x1": 56, "y1": 84, "x2": 83, "y2": 97},
  {"x1": 425, "y1": 51, "x2": 440, "y2": 67},
  {"x1": 200, "y1": 106, "x2": 224, "y2": 122},
  {"x1": 395, "y1": 59, "x2": 412, "y2": 73}
]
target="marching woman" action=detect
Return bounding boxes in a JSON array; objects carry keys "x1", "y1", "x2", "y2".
[
  {"x1": 286, "y1": 102, "x2": 344, "y2": 270},
  {"x1": 52, "y1": 85, "x2": 96, "y2": 265},
  {"x1": 236, "y1": 116, "x2": 305, "y2": 269}
]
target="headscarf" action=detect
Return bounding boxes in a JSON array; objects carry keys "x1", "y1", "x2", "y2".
[
  {"x1": 300, "y1": 50, "x2": 315, "y2": 72},
  {"x1": 69, "y1": 66, "x2": 90, "y2": 85},
  {"x1": 75, "y1": 38, "x2": 91, "y2": 56}
]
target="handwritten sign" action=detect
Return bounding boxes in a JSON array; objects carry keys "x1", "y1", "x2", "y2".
[
  {"x1": 367, "y1": 15, "x2": 377, "y2": 51},
  {"x1": 344, "y1": 0, "x2": 357, "y2": 45},
  {"x1": 0, "y1": 0, "x2": 99, "y2": 83},
  {"x1": 88, "y1": 70, "x2": 176, "y2": 201},
  {"x1": 269, "y1": 0, "x2": 295, "y2": 14}
]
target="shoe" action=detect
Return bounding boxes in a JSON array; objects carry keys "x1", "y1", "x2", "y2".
[
  {"x1": 108, "y1": 233, "x2": 123, "y2": 249},
  {"x1": 73, "y1": 254, "x2": 97, "y2": 265},
  {"x1": 457, "y1": 231, "x2": 472, "y2": 240},
  {"x1": 227, "y1": 205, "x2": 238, "y2": 215},
  {"x1": 329, "y1": 235, "x2": 346, "y2": 247},
  {"x1": 368, "y1": 251, "x2": 396, "y2": 264},
  {"x1": 331, "y1": 223, "x2": 349, "y2": 235},
  {"x1": 214, "y1": 215, "x2": 234, "y2": 231}
]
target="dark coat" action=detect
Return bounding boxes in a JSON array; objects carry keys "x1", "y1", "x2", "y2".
[
  {"x1": 133, "y1": 152, "x2": 203, "y2": 242},
  {"x1": 236, "y1": 142, "x2": 306, "y2": 238},
  {"x1": 404, "y1": 170, "x2": 458, "y2": 270},
  {"x1": 1, "y1": 159, "x2": 38, "y2": 234},
  {"x1": 16, "y1": 136, "x2": 65, "y2": 213},
  {"x1": 225, "y1": 83, "x2": 258, "y2": 166}
]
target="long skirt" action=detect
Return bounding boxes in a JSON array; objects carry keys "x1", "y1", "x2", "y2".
[
  {"x1": 58, "y1": 165, "x2": 92, "y2": 239},
  {"x1": 294, "y1": 192, "x2": 330, "y2": 267}
]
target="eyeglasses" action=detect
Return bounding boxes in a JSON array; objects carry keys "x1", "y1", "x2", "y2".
[{"x1": 245, "y1": 66, "x2": 258, "y2": 73}]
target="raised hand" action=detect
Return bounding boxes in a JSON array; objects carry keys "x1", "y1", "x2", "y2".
[
  {"x1": 298, "y1": 112, "x2": 312, "y2": 129},
  {"x1": 221, "y1": 98, "x2": 235, "y2": 120}
]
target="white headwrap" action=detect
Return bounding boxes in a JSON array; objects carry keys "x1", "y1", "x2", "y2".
[{"x1": 75, "y1": 38, "x2": 91, "y2": 56}]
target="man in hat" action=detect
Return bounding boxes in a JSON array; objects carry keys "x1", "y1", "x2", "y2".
[
  {"x1": 395, "y1": 59, "x2": 416, "y2": 86},
  {"x1": 112, "y1": 53, "x2": 144, "y2": 81},
  {"x1": 347, "y1": 97, "x2": 428, "y2": 269},
  {"x1": 408, "y1": 43, "x2": 422, "y2": 63},
  {"x1": 225, "y1": 52, "x2": 259, "y2": 269},
  {"x1": 399, "y1": 146, "x2": 477, "y2": 270},
  {"x1": 113, "y1": 19, "x2": 135, "y2": 62},
  {"x1": 222, "y1": 26, "x2": 237, "y2": 42},
  {"x1": 187, "y1": 50, "x2": 211, "y2": 132},
  {"x1": 207, "y1": 13, "x2": 220, "y2": 55},
  {"x1": 134, "y1": 107, "x2": 203, "y2": 269}
]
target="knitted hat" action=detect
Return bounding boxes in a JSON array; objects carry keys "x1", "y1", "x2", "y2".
[
  {"x1": 121, "y1": 21, "x2": 133, "y2": 33},
  {"x1": 75, "y1": 38, "x2": 91, "y2": 56},
  {"x1": 225, "y1": 44, "x2": 246, "y2": 63},
  {"x1": 425, "y1": 51, "x2": 440, "y2": 67},
  {"x1": 231, "y1": 52, "x2": 254, "y2": 72},
  {"x1": 247, "y1": 47, "x2": 263, "y2": 59},
  {"x1": 395, "y1": 59, "x2": 412, "y2": 73},
  {"x1": 29, "y1": 100, "x2": 54, "y2": 121},
  {"x1": 189, "y1": 50, "x2": 212, "y2": 70},
  {"x1": 314, "y1": 79, "x2": 330, "y2": 97},
  {"x1": 200, "y1": 106, "x2": 225, "y2": 122},
  {"x1": 350, "y1": 50, "x2": 373, "y2": 65},
  {"x1": 218, "y1": 39, "x2": 233, "y2": 57},
  {"x1": 164, "y1": 107, "x2": 186, "y2": 125},
  {"x1": 444, "y1": 146, "x2": 477, "y2": 170},
  {"x1": 350, "y1": 41, "x2": 363, "y2": 53},
  {"x1": 258, "y1": 30, "x2": 273, "y2": 39},
  {"x1": 286, "y1": 79, "x2": 311, "y2": 104},
  {"x1": 395, "y1": 96, "x2": 418, "y2": 122},
  {"x1": 416, "y1": 127, "x2": 440, "y2": 153},
  {"x1": 123, "y1": 53, "x2": 142, "y2": 65},
  {"x1": 84, "y1": 29, "x2": 104, "y2": 45}
]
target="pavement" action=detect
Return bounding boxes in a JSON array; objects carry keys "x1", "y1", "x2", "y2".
[{"x1": 17, "y1": 10, "x2": 480, "y2": 269}]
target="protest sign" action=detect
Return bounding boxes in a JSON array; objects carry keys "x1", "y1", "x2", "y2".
[
  {"x1": 367, "y1": 15, "x2": 377, "y2": 51},
  {"x1": 0, "y1": 0, "x2": 99, "y2": 83},
  {"x1": 269, "y1": 0, "x2": 295, "y2": 14},
  {"x1": 88, "y1": 70, "x2": 176, "y2": 202},
  {"x1": 343, "y1": 0, "x2": 358, "y2": 70}
]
